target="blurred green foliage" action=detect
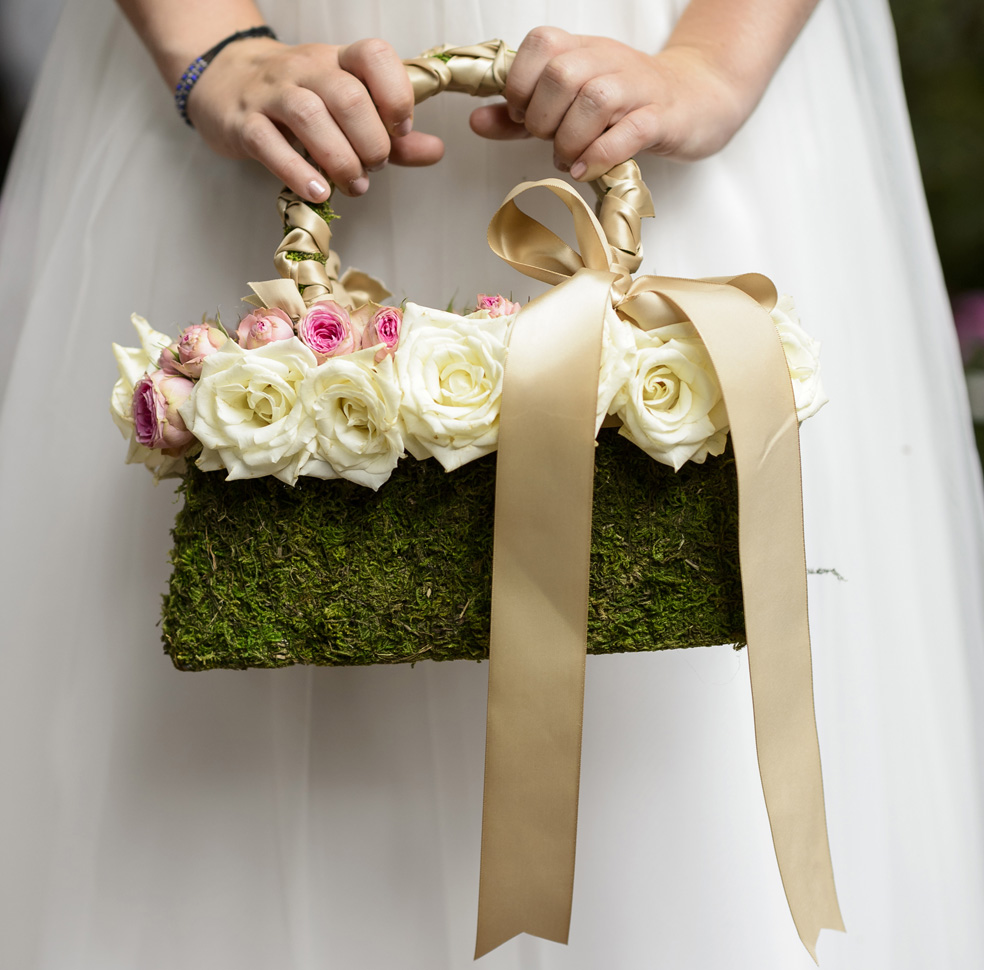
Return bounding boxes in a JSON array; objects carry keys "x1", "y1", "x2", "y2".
[{"x1": 890, "y1": 0, "x2": 984, "y2": 290}]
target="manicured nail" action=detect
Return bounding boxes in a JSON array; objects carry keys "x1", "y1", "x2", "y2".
[
  {"x1": 367, "y1": 159, "x2": 388, "y2": 173},
  {"x1": 570, "y1": 161, "x2": 587, "y2": 180},
  {"x1": 349, "y1": 175, "x2": 370, "y2": 195},
  {"x1": 553, "y1": 155, "x2": 570, "y2": 173},
  {"x1": 395, "y1": 117, "x2": 412, "y2": 137},
  {"x1": 307, "y1": 178, "x2": 328, "y2": 199}
]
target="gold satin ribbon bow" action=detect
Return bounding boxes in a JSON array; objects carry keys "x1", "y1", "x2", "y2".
[{"x1": 475, "y1": 176, "x2": 845, "y2": 960}]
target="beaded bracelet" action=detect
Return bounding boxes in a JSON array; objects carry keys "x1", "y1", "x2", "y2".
[{"x1": 174, "y1": 26, "x2": 278, "y2": 126}]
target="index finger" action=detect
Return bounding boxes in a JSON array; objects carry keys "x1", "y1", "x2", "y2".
[
  {"x1": 337, "y1": 38, "x2": 415, "y2": 135},
  {"x1": 504, "y1": 26, "x2": 577, "y2": 123}
]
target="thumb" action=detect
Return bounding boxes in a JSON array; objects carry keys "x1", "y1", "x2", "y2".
[
  {"x1": 388, "y1": 130, "x2": 446, "y2": 167},
  {"x1": 469, "y1": 104, "x2": 532, "y2": 141}
]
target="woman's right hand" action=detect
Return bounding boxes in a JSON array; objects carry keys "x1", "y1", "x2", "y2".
[{"x1": 187, "y1": 36, "x2": 445, "y2": 201}]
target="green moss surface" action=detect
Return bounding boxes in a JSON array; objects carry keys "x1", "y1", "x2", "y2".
[
  {"x1": 293, "y1": 198, "x2": 338, "y2": 229},
  {"x1": 283, "y1": 250, "x2": 327, "y2": 264},
  {"x1": 162, "y1": 433, "x2": 744, "y2": 670}
]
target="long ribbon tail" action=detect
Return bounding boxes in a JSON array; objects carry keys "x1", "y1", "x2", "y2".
[
  {"x1": 637, "y1": 278, "x2": 846, "y2": 959},
  {"x1": 475, "y1": 267, "x2": 616, "y2": 958}
]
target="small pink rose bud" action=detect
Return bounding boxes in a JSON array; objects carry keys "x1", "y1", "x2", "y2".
[
  {"x1": 132, "y1": 369, "x2": 195, "y2": 455},
  {"x1": 476, "y1": 294, "x2": 522, "y2": 318},
  {"x1": 159, "y1": 343, "x2": 184, "y2": 376},
  {"x1": 362, "y1": 306, "x2": 402, "y2": 361},
  {"x1": 298, "y1": 300, "x2": 357, "y2": 360},
  {"x1": 236, "y1": 307, "x2": 295, "y2": 350},
  {"x1": 159, "y1": 323, "x2": 227, "y2": 378}
]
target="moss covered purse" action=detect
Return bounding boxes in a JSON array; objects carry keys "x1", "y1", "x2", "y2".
[{"x1": 109, "y1": 40, "x2": 843, "y2": 963}]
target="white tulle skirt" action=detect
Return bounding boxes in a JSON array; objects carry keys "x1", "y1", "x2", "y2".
[{"x1": 2, "y1": 1, "x2": 983, "y2": 967}]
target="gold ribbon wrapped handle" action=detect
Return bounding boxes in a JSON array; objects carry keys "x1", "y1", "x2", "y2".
[
  {"x1": 254, "y1": 41, "x2": 653, "y2": 317},
  {"x1": 404, "y1": 41, "x2": 514, "y2": 101}
]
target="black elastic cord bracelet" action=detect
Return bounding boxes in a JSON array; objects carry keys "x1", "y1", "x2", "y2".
[{"x1": 174, "y1": 26, "x2": 278, "y2": 126}]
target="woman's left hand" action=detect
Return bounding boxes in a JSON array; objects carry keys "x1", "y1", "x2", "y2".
[{"x1": 469, "y1": 27, "x2": 749, "y2": 179}]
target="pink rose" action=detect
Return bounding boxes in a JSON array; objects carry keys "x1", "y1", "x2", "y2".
[
  {"x1": 297, "y1": 300, "x2": 358, "y2": 360},
  {"x1": 160, "y1": 323, "x2": 227, "y2": 379},
  {"x1": 362, "y1": 306, "x2": 402, "y2": 361},
  {"x1": 236, "y1": 307, "x2": 295, "y2": 350},
  {"x1": 132, "y1": 370, "x2": 196, "y2": 455},
  {"x1": 476, "y1": 294, "x2": 522, "y2": 318}
]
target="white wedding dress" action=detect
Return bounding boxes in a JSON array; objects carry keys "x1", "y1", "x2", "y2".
[{"x1": 2, "y1": 1, "x2": 983, "y2": 967}]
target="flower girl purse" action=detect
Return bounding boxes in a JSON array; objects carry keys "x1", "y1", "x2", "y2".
[{"x1": 109, "y1": 40, "x2": 842, "y2": 962}]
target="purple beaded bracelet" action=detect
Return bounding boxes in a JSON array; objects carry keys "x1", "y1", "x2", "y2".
[{"x1": 174, "y1": 26, "x2": 278, "y2": 126}]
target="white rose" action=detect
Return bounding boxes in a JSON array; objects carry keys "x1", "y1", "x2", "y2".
[
  {"x1": 110, "y1": 313, "x2": 173, "y2": 438},
  {"x1": 396, "y1": 302, "x2": 514, "y2": 472},
  {"x1": 612, "y1": 322, "x2": 728, "y2": 470},
  {"x1": 180, "y1": 337, "x2": 317, "y2": 485},
  {"x1": 110, "y1": 313, "x2": 186, "y2": 481},
  {"x1": 597, "y1": 306, "x2": 636, "y2": 432},
  {"x1": 771, "y1": 294, "x2": 828, "y2": 422},
  {"x1": 299, "y1": 348, "x2": 405, "y2": 490}
]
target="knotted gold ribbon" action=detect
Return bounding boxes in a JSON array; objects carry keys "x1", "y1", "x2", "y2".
[{"x1": 476, "y1": 176, "x2": 844, "y2": 960}]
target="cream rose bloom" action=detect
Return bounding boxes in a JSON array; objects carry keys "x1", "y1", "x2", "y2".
[
  {"x1": 771, "y1": 294, "x2": 828, "y2": 422},
  {"x1": 300, "y1": 349, "x2": 405, "y2": 490},
  {"x1": 180, "y1": 337, "x2": 317, "y2": 485},
  {"x1": 612, "y1": 322, "x2": 728, "y2": 470},
  {"x1": 597, "y1": 306, "x2": 636, "y2": 433},
  {"x1": 459, "y1": 300, "x2": 631, "y2": 436},
  {"x1": 110, "y1": 313, "x2": 187, "y2": 480},
  {"x1": 396, "y1": 302, "x2": 515, "y2": 472}
]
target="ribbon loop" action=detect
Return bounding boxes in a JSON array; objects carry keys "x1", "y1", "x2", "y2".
[{"x1": 488, "y1": 178, "x2": 615, "y2": 285}]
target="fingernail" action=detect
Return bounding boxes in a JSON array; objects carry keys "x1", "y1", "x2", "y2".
[
  {"x1": 570, "y1": 161, "x2": 587, "y2": 180},
  {"x1": 553, "y1": 155, "x2": 570, "y2": 173},
  {"x1": 367, "y1": 159, "x2": 388, "y2": 173},
  {"x1": 395, "y1": 117, "x2": 412, "y2": 137},
  {"x1": 349, "y1": 175, "x2": 370, "y2": 195},
  {"x1": 307, "y1": 178, "x2": 328, "y2": 199},
  {"x1": 509, "y1": 108, "x2": 525, "y2": 124}
]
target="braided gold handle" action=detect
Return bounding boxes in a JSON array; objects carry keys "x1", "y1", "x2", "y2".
[
  {"x1": 273, "y1": 40, "x2": 654, "y2": 309},
  {"x1": 404, "y1": 40, "x2": 514, "y2": 101}
]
